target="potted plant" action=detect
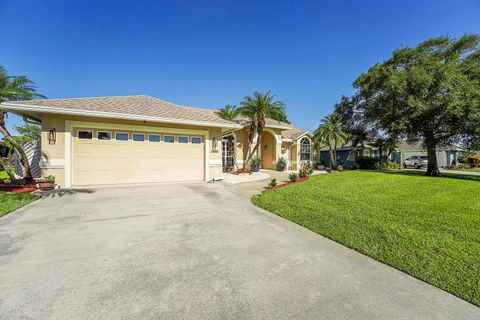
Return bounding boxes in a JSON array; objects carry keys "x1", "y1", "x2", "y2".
[
  {"x1": 251, "y1": 156, "x2": 261, "y2": 172},
  {"x1": 276, "y1": 157, "x2": 287, "y2": 171},
  {"x1": 316, "y1": 161, "x2": 324, "y2": 170},
  {"x1": 37, "y1": 175, "x2": 55, "y2": 190}
]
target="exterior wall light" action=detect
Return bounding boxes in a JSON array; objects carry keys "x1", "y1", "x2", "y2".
[
  {"x1": 212, "y1": 137, "x2": 218, "y2": 151},
  {"x1": 48, "y1": 128, "x2": 56, "y2": 145}
]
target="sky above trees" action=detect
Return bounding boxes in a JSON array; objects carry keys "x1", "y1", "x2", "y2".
[{"x1": 1, "y1": 0, "x2": 479, "y2": 135}]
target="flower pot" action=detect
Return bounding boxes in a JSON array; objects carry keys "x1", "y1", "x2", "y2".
[
  {"x1": 252, "y1": 165, "x2": 260, "y2": 172},
  {"x1": 38, "y1": 182, "x2": 55, "y2": 190},
  {"x1": 277, "y1": 166, "x2": 285, "y2": 172},
  {"x1": 317, "y1": 165, "x2": 325, "y2": 170}
]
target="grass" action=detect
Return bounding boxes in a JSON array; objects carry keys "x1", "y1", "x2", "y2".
[
  {"x1": 252, "y1": 170, "x2": 480, "y2": 306},
  {"x1": 467, "y1": 168, "x2": 480, "y2": 173},
  {"x1": 0, "y1": 192, "x2": 39, "y2": 218},
  {"x1": 0, "y1": 170, "x2": 39, "y2": 217},
  {"x1": 0, "y1": 170, "x2": 10, "y2": 182}
]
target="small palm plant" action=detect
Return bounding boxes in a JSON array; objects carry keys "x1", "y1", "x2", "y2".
[{"x1": 313, "y1": 114, "x2": 347, "y2": 169}]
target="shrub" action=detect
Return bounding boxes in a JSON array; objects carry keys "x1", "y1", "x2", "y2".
[
  {"x1": 458, "y1": 153, "x2": 475, "y2": 164},
  {"x1": 269, "y1": 178, "x2": 277, "y2": 187},
  {"x1": 288, "y1": 172, "x2": 298, "y2": 182},
  {"x1": 467, "y1": 155, "x2": 480, "y2": 168},
  {"x1": 298, "y1": 162, "x2": 312, "y2": 178},
  {"x1": 325, "y1": 166, "x2": 332, "y2": 173},
  {"x1": 458, "y1": 163, "x2": 471, "y2": 169},
  {"x1": 356, "y1": 156, "x2": 380, "y2": 170},
  {"x1": 299, "y1": 162, "x2": 312, "y2": 178},
  {"x1": 276, "y1": 157, "x2": 287, "y2": 171},
  {"x1": 336, "y1": 165, "x2": 344, "y2": 171},
  {"x1": 350, "y1": 163, "x2": 359, "y2": 170}
]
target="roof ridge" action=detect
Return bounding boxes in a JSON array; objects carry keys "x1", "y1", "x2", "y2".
[{"x1": 17, "y1": 94, "x2": 150, "y2": 103}]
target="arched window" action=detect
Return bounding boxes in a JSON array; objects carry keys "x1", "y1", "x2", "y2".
[{"x1": 300, "y1": 137, "x2": 311, "y2": 161}]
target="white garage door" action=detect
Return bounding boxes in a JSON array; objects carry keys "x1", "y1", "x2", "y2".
[{"x1": 72, "y1": 128, "x2": 205, "y2": 185}]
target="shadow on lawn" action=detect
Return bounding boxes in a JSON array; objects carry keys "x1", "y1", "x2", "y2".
[{"x1": 378, "y1": 169, "x2": 480, "y2": 182}]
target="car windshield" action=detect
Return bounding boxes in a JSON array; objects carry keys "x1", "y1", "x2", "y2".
[{"x1": 420, "y1": 156, "x2": 428, "y2": 160}]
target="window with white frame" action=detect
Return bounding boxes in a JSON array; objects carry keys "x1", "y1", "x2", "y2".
[{"x1": 299, "y1": 137, "x2": 311, "y2": 161}]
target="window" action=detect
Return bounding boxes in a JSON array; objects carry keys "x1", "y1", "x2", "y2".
[
  {"x1": 178, "y1": 136, "x2": 188, "y2": 143},
  {"x1": 164, "y1": 135, "x2": 175, "y2": 143},
  {"x1": 116, "y1": 132, "x2": 129, "y2": 141},
  {"x1": 97, "y1": 131, "x2": 112, "y2": 140},
  {"x1": 132, "y1": 133, "x2": 145, "y2": 142},
  {"x1": 78, "y1": 130, "x2": 93, "y2": 139},
  {"x1": 191, "y1": 137, "x2": 202, "y2": 144},
  {"x1": 299, "y1": 137, "x2": 311, "y2": 161},
  {"x1": 149, "y1": 134, "x2": 160, "y2": 142}
]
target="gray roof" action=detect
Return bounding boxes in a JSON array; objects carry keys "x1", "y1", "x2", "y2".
[{"x1": 1, "y1": 95, "x2": 242, "y2": 129}]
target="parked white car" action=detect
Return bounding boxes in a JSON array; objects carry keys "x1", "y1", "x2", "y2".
[{"x1": 403, "y1": 156, "x2": 428, "y2": 169}]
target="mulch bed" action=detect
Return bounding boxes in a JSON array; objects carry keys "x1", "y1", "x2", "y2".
[
  {"x1": 269, "y1": 176, "x2": 309, "y2": 189},
  {"x1": 0, "y1": 183, "x2": 38, "y2": 194}
]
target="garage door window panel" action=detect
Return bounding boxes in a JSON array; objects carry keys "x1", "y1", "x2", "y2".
[
  {"x1": 149, "y1": 134, "x2": 161, "y2": 142},
  {"x1": 191, "y1": 137, "x2": 202, "y2": 144},
  {"x1": 97, "y1": 131, "x2": 112, "y2": 141},
  {"x1": 133, "y1": 133, "x2": 145, "y2": 142},
  {"x1": 178, "y1": 136, "x2": 189, "y2": 143},
  {"x1": 78, "y1": 130, "x2": 93, "y2": 140},
  {"x1": 164, "y1": 135, "x2": 175, "y2": 143},
  {"x1": 115, "y1": 132, "x2": 129, "y2": 141}
]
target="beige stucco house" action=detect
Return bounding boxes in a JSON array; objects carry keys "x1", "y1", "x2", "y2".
[{"x1": 1, "y1": 95, "x2": 311, "y2": 187}]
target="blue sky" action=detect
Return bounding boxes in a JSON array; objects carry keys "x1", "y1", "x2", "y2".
[{"x1": 1, "y1": 0, "x2": 479, "y2": 135}]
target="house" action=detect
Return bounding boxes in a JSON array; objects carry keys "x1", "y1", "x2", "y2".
[
  {"x1": 319, "y1": 141, "x2": 463, "y2": 168},
  {"x1": 1, "y1": 95, "x2": 312, "y2": 187}
]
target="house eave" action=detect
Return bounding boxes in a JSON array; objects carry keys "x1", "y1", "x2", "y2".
[{"x1": 0, "y1": 102, "x2": 243, "y2": 129}]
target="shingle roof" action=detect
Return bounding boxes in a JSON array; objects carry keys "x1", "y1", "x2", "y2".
[
  {"x1": 281, "y1": 125, "x2": 308, "y2": 139},
  {"x1": 2, "y1": 95, "x2": 241, "y2": 128}
]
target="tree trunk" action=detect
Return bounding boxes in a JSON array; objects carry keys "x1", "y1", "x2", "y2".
[
  {"x1": 425, "y1": 141, "x2": 440, "y2": 176},
  {"x1": 242, "y1": 122, "x2": 257, "y2": 170},
  {"x1": 329, "y1": 147, "x2": 334, "y2": 168},
  {"x1": 0, "y1": 114, "x2": 33, "y2": 181}
]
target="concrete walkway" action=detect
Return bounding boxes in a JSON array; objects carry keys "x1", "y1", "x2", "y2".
[{"x1": 0, "y1": 183, "x2": 478, "y2": 319}]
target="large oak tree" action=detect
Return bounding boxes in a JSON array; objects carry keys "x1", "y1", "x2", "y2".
[{"x1": 354, "y1": 34, "x2": 480, "y2": 176}]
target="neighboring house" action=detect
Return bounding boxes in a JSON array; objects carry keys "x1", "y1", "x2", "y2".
[
  {"x1": 319, "y1": 141, "x2": 463, "y2": 168},
  {"x1": 390, "y1": 142, "x2": 462, "y2": 167},
  {"x1": 1, "y1": 95, "x2": 311, "y2": 187}
]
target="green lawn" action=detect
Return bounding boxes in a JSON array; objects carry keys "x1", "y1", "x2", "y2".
[
  {"x1": 467, "y1": 168, "x2": 480, "y2": 173},
  {"x1": 0, "y1": 192, "x2": 39, "y2": 218},
  {"x1": 252, "y1": 170, "x2": 480, "y2": 306}
]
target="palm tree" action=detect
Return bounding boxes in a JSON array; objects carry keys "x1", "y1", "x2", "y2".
[
  {"x1": 0, "y1": 65, "x2": 46, "y2": 181},
  {"x1": 216, "y1": 105, "x2": 241, "y2": 169},
  {"x1": 314, "y1": 114, "x2": 347, "y2": 168},
  {"x1": 239, "y1": 91, "x2": 286, "y2": 169},
  {"x1": 215, "y1": 104, "x2": 241, "y2": 122}
]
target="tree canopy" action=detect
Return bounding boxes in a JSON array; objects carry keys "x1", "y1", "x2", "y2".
[{"x1": 353, "y1": 34, "x2": 480, "y2": 176}]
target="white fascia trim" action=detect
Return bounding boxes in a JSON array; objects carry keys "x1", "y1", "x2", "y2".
[
  {"x1": 265, "y1": 124, "x2": 292, "y2": 130},
  {"x1": 282, "y1": 138, "x2": 293, "y2": 142},
  {"x1": 1, "y1": 102, "x2": 242, "y2": 129}
]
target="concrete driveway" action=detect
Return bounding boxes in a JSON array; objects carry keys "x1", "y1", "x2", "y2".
[{"x1": 0, "y1": 183, "x2": 478, "y2": 319}]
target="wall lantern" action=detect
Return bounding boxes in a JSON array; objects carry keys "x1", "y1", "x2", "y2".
[
  {"x1": 48, "y1": 128, "x2": 56, "y2": 145},
  {"x1": 212, "y1": 137, "x2": 218, "y2": 151}
]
